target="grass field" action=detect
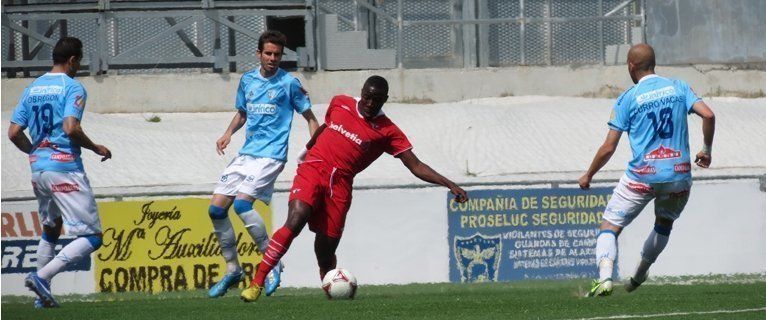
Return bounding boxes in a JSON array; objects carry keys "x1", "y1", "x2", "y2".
[{"x1": 3, "y1": 278, "x2": 765, "y2": 320}]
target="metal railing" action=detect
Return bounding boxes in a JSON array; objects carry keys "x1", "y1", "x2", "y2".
[
  {"x1": 2, "y1": 0, "x2": 315, "y2": 76},
  {"x1": 318, "y1": 0, "x2": 644, "y2": 68}
]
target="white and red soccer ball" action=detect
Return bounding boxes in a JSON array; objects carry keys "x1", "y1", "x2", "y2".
[{"x1": 321, "y1": 268, "x2": 357, "y2": 300}]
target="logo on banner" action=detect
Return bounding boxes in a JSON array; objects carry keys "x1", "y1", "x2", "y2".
[{"x1": 453, "y1": 233, "x2": 502, "y2": 283}]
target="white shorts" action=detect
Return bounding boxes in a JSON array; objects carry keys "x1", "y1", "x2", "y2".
[
  {"x1": 31, "y1": 171, "x2": 102, "y2": 236},
  {"x1": 213, "y1": 155, "x2": 285, "y2": 203},
  {"x1": 603, "y1": 175, "x2": 692, "y2": 227}
]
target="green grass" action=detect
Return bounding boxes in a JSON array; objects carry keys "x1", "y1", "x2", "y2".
[{"x1": 3, "y1": 280, "x2": 765, "y2": 320}]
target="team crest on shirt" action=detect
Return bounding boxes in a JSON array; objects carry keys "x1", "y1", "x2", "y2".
[
  {"x1": 267, "y1": 89, "x2": 278, "y2": 101},
  {"x1": 454, "y1": 233, "x2": 502, "y2": 283},
  {"x1": 220, "y1": 174, "x2": 229, "y2": 182},
  {"x1": 644, "y1": 145, "x2": 681, "y2": 161}
]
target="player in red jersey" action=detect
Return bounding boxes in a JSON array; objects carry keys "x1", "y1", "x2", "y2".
[{"x1": 241, "y1": 75, "x2": 468, "y2": 301}]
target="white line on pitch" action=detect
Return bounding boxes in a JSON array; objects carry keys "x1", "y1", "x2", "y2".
[{"x1": 563, "y1": 307, "x2": 766, "y2": 320}]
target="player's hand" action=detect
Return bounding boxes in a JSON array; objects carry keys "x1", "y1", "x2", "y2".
[
  {"x1": 296, "y1": 147, "x2": 308, "y2": 164},
  {"x1": 94, "y1": 145, "x2": 111, "y2": 162},
  {"x1": 216, "y1": 135, "x2": 231, "y2": 155},
  {"x1": 695, "y1": 151, "x2": 711, "y2": 168},
  {"x1": 450, "y1": 185, "x2": 468, "y2": 203},
  {"x1": 578, "y1": 174, "x2": 591, "y2": 190}
]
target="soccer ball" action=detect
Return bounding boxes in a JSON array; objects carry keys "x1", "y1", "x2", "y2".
[{"x1": 321, "y1": 268, "x2": 357, "y2": 300}]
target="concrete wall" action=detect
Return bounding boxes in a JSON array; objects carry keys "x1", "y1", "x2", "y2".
[
  {"x1": 647, "y1": 0, "x2": 766, "y2": 65},
  {"x1": 3, "y1": 66, "x2": 765, "y2": 113}
]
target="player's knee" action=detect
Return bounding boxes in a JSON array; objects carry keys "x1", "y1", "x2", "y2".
[
  {"x1": 653, "y1": 223, "x2": 672, "y2": 236},
  {"x1": 233, "y1": 199, "x2": 253, "y2": 215},
  {"x1": 82, "y1": 234, "x2": 103, "y2": 250},
  {"x1": 42, "y1": 231, "x2": 60, "y2": 244},
  {"x1": 208, "y1": 205, "x2": 228, "y2": 220}
]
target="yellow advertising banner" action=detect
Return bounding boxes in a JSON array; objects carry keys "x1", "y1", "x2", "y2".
[{"x1": 94, "y1": 198, "x2": 271, "y2": 293}]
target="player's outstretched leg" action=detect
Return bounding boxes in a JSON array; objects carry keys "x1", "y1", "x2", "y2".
[
  {"x1": 587, "y1": 229, "x2": 618, "y2": 297},
  {"x1": 208, "y1": 203, "x2": 245, "y2": 298},
  {"x1": 626, "y1": 222, "x2": 672, "y2": 293},
  {"x1": 30, "y1": 234, "x2": 102, "y2": 307},
  {"x1": 242, "y1": 227, "x2": 296, "y2": 302}
]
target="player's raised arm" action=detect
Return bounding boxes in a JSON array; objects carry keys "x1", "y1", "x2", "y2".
[
  {"x1": 8, "y1": 123, "x2": 33, "y2": 154},
  {"x1": 691, "y1": 100, "x2": 715, "y2": 168},
  {"x1": 216, "y1": 110, "x2": 247, "y2": 155},
  {"x1": 398, "y1": 150, "x2": 468, "y2": 203},
  {"x1": 63, "y1": 116, "x2": 111, "y2": 161},
  {"x1": 579, "y1": 129, "x2": 622, "y2": 190}
]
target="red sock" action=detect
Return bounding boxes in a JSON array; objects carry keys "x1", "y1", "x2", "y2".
[{"x1": 253, "y1": 227, "x2": 295, "y2": 286}]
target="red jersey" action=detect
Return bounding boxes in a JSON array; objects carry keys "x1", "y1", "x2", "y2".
[{"x1": 305, "y1": 95, "x2": 412, "y2": 176}]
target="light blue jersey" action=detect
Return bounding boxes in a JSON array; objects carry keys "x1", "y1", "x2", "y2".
[
  {"x1": 11, "y1": 73, "x2": 87, "y2": 173},
  {"x1": 608, "y1": 74, "x2": 700, "y2": 183},
  {"x1": 235, "y1": 68, "x2": 311, "y2": 161}
]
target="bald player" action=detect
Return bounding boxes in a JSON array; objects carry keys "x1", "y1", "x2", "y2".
[{"x1": 578, "y1": 43, "x2": 715, "y2": 296}]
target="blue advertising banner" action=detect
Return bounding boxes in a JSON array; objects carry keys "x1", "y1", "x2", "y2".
[
  {"x1": 2, "y1": 238, "x2": 91, "y2": 274},
  {"x1": 448, "y1": 188, "x2": 613, "y2": 282}
]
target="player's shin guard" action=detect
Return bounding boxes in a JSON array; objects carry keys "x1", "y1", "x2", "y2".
[
  {"x1": 635, "y1": 224, "x2": 671, "y2": 281},
  {"x1": 36, "y1": 233, "x2": 58, "y2": 270},
  {"x1": 253, "y1": 227, "x2": 295, "y2": 287},
  {"x1": 595, "y1": 230, "x2": 618, "y2": 281},
  {"x1": 210, "y1": 205, "x2": 241, "y2": 274},
  {"x1": 37, "y1": 235, "x2": 101, "y2": 282},
  {"x1": 234, "y1": 200, "x2": 269, "y2": 254}
]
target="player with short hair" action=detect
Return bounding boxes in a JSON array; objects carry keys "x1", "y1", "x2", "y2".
[
  {"x1": 207, "y1": 30, "x2": 319, "y2": 298},
  {"x1": 9, "y1": 37, "x2": 112, "y2": 308},
  {"x1": 579, "y1": 43, "x2": 715, "y2": 296},
  {"x1": 240, "y1": 75, "x2": 469, "y2": 302}
]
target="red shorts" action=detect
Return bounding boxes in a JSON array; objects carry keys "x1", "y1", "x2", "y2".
[{"x1": 289, "y1": 161, "x2": 353, "y2": 239}]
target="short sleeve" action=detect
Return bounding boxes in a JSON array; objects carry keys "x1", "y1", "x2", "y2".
[
  {"x1": 235, "y1": 75, "x2": 248, "y2": 111},
  {"x1": 385, "y1": 125, "x2": 413, "y2": 157},
  {"x1": 607, "y1": 91, "x2": 630, "y2": 132},
  {"x1": 681, "y1": 81, "x2": 701, "y2": 113},
  {"x1": 289, "y1": 78, "x2": 311, "y2": 114},
  {"x1": 11, "y1": 88, "x2": 31, "y2": 128},
  {"x1": 64, "y1": 83, "x2": 86, "y2": 120},
  {"x1": 324, "y1": 96, "x2": 339, "y2": 124}
]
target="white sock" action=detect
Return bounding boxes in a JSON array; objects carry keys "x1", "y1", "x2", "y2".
[
  {"x1": 595, "y1": 231, "x2": 617, "y2": 281},
  {"x1": 37, "y1": 237, "x2": 96, "y2": 282},
  {"x1": 637, "y1": 227, "x2": 670, "y2": 281},
  {"x1": 237, "y1": 210, "x2": 270, "y2": 254},
  {"x1": 36, "y1": 239, "x2": 56, "y2": 270},
  {"x1": 212, "y1": 217, "x2": 241, "y2": 274}
]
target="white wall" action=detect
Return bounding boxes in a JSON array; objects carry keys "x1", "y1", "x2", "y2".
[
  {"x1": 2, "y1": 179, "x2": 764, "y2": 295},
  {"x1": 3, "y1": 66, "x2": 765, "y2": 113},
  {"x1": 271, "y1": 179, "x2": 765, "y2": 288}
]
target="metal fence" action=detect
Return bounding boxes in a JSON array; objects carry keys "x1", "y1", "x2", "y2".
[
  {"x1": 1, "y1": 0, "x2": 314, "y2": 77},
  {"x1": 318, "y1": 0, "x2": 643, "y2": 68},
  {"x1": 2, "y1": 0, "x2": 642, "y2": 76}
]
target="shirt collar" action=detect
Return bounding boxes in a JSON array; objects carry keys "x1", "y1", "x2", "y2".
[{"x1": 638, "y1": 74, "x2": 659, "y2": 83}]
